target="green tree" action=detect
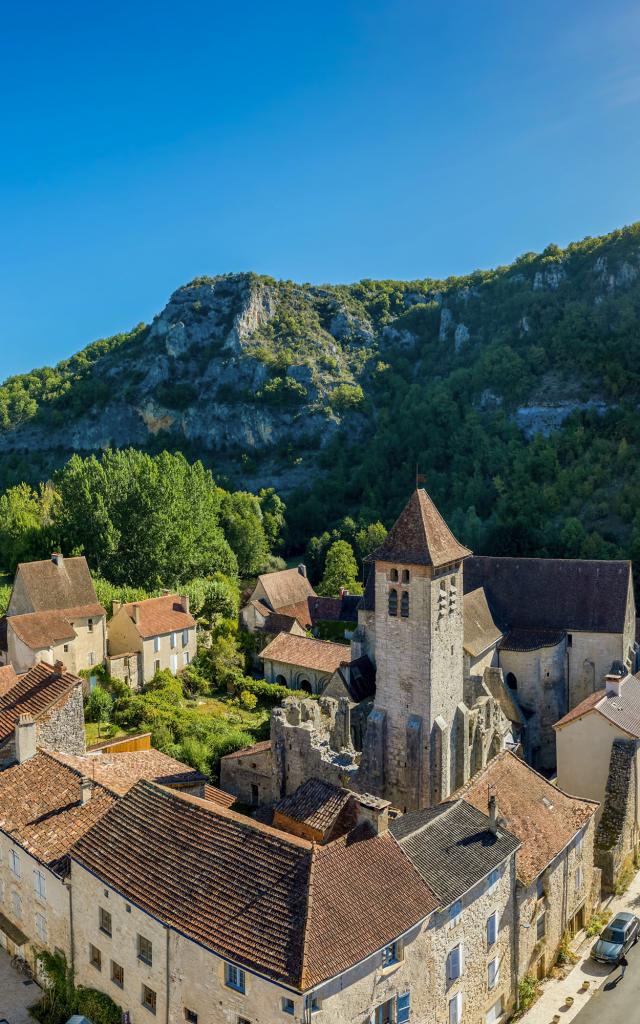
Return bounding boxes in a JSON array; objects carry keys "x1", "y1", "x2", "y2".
[
  {"x1": 218, "y1": 489, "x2": 269, "y2": 577},
  {"x1": 0, "y1": 482, "x2": 50, "y2": 570},
  {"x1": 317, "y1": 540, "x2": 362, "y2": 596},
  {"x1": 258, "y1": 487, "x2": 286, "y2": 550}
]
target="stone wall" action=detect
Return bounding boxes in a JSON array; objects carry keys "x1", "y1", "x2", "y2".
[
  {"x1": 220, "y1": 745, "x2": 275, "y2": 806},
  {"x1": 498, "y1": 640, "x2": 566, "y2": 771},
  {"x1": 38, "y1": 684, "x2": 87, "y2": 755},
  {"x1": 595, "y1": 738, "x2": 640, "y2": 892},
  {"x1": 263, "y1": 657, "x2": 332, "y2": 695}
]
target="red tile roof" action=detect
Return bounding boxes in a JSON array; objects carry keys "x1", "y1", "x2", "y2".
[
  {"x1": 8, "y1": 611, "x2": 76, "y2": 650},
  {"x1": 51, "y1": 748, "x2": 205, "y2": 795},
  {"x1": 260, "y1": 633, "x2": 350, "y2": 674},
  {"x1": 256, "y1": 568, "x2": 316, "y2": 613},
  {"x1": 458, "y1": 750, "x2": 596, "y2": 885},
  {"x1": 0, "y1": 665, "x2": 18, "y2": 698},
  {"x1": 223, "y1": 739, "x2": 272, "y2": 760},
  {"x1": 71, "y1": 780, "x2": 438, "y2": 989},
  {"x1": 553, "y1": 689, "x2": 605, "y2": 729},
  {"x1": 121, "y1": 594, "x2": 195, "y2": 638},
  {"x1": 0, "y1": 661, "x2": 82, "y2": 744},
  {"x1": 274, "y1": 779, "x2": 353, "y2": 834},
  {"x1": 369, "y1": 488, "x2": 471, "y2": 568},
  {"x1": 554, "y1": 674, "x2": 640, "y2": 737},
  {"x1": 203, "y1": 783, "x2": 236, "y2": 809}
]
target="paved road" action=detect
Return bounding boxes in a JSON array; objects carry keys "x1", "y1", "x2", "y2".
[
  {"x1": 0, "y1": 949, "x2": 40, "y2": 1024},
  {"x1": 573, "y1": 938, "x2": 640, "y2": 1023}
]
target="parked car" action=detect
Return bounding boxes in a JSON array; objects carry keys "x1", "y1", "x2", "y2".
[{"x1": 591, "y1": 912, "x2": 640, "y2": 965}]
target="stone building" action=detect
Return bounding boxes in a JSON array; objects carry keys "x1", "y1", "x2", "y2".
[
  {"x1": 3, "y1": 553, "x2": 107, "y2": 676},
  {"x1": 241, "y1": 564, "x2": 316, "y2": 632},
  {"x1": 107, "y1": 593, "x2": 196, "y2": 686},
  {"x1": 459, "y1": 751, "x2": 599, "y2": 981},
  {"x1": 0, "y1": 661, "x2": 86, "y2": 766}
]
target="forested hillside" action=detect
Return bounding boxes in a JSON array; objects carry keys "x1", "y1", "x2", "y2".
[{"x1": 2, "y1": 223, "x2": 640, "y2": 563}]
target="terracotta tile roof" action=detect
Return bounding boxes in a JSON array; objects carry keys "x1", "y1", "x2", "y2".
[
  {"x1": 464, "y1": 556, "x2": 633, "y2": 635},
  {"x1": 223, "y1": 739, "x2": 272, "y2": 760},
  {"x1": 71, "y1": 780, "x2": 438, "y2": 989},
  {"x1": 390, "y1": 799, "x2": 520, "y2": 905},
  {"x1": 554, "y1": 673, "x2": 640, "y2": 736},
  {"x1": 369, "y1": 489, "x2": 471, "y2": 569},
  {"x1": 0, "y1": 750, "x2": 116, "y2": 874},
  {"x1": 457, "y1": 750, "x2": 597, "y2": 885},
  {"x1": 14, "y1": 555, "x2": 103, "y2": 614},
  {"x1": 463, "y1": 587, "x2": 502, "y2": 657},
  {"x1": 274, "y1": 779, "x2": 353, "y2": 833},
  {"x1": 0, "y1": 665, "x2": 18, "y2": 697},
  {"x1": 51, "y1": 748, "x2": 205, "y2": 795},
  {"x1": 203, "y1": 783, "x2": 236, "y2": 808},
  {"x1": 499, "y1": 627, "x2": 566, "y2": 652},
  {"x1": 0, "y1": 661, "x2": 82, "y2": 744},
  {"x1": 8, "y1": 611, "x2": 77, "y2": 651},
  {"x1": 257, "y1": 568, "x2": 316, "y2": 613},
  {"x1": 121, "y1": 594, "x2": 196, "y2": 638},
  {"x1": 275, "y1": 599, "x2": 313, "y2": 629},
  {"x1": 260, "y1": 633, "x2": 350, "y2": 675}
]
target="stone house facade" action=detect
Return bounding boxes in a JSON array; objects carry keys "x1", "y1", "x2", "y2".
[
  {"x1": 0, "y1": 662, "x2": 86, "y2": 766},
  {"x1": 107, "y1": 594, "x2": 196, "y2": 686}
]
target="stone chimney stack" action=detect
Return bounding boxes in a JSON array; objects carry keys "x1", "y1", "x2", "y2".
[
  {"x1": 80, "y1": 777, "x2": 92, "y2": 805},
  {"x1": 181, "y1": 594, "x2": 190, "y2": 614},
  {"x1": 112, "y1": 600, "x2": 122, "y2": 614},
  {"x1": 488, "y1": 793, "x2": 498, "y2": 835},
  {"x1": 605, "y1": 674, "x2": 623, "y2": 697},
  {"x1": 356, "y1": 793, "x2": 391, "y2": 835},
  {"x1": 15, "y1": 715, "x2": 36, "y2": 764},
  {"x1": 297, "y1": 564, "x2": 307, "y2": 578},
  {"x1": 53, "y1": 660, "x2": 65, "y2": 678},
  {"x1": 51, "y1": 552, "x2": 64, "y2": 568}
]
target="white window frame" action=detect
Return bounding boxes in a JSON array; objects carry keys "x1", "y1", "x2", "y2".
[
  {"x1": 487, "y1": 910, "x2": 498, "y2": 949},
  {"x1": 35, "y1": 911, "x2": 47, "y2": 942},
  {"x1": 170, "y1": 632, "x2": 177, "y2": 649},
  {"x1": 34, "y1": 869, "x2": 46, "y2": 900},
  {"x1": 10, "y1": 849, "x2": 20, "y2": 879},
  {"x1": 447, "y1": 943, "x2": 463, "y2": 983},
  {"x1": 449, "y1": 991, "x2": 462, "y2": 1024},
  {"x1": 182, "y1": 628, "x2": 189, "y2": 647},
  {"x1": 153, "y1": 636, "x2": 160, "y2": 653},
  {"x1": 488, "y1": 956, "x2": 500, "y2": 990}
]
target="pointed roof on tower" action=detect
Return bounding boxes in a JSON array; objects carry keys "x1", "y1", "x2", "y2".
[{"x1": 369, "y1": 489, "x2": 472, "y2": 568}]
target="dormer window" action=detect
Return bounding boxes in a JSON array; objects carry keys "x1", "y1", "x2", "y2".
[
  {"x1": 401, "y1": 592, "x2": 409, "y2": 618},
  {"x1": 390, "y1": 568, "x2": 399, "y2": 582},
  {"x1": 388, "y1": 589, "x2": 398, "y2": 616}
]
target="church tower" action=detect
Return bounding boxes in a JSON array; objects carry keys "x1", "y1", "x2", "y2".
[{"x1": 360, "y1": 488, "x2": 471, "y2": 812}]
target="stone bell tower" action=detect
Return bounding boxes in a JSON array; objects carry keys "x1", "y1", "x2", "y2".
[{"x1": 359, "y1": 488, "x2": 471, "y2": 812}]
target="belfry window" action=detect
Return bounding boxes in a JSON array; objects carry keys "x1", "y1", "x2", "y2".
[
  {"x1": 401, "y1": 591, "x2": 409, "y2": 618},
  {"x1": 402, "y1": 569, "x2": 410, "y2": 583},
  {"x1": 390, "y1": 568, "x2": 399, "y2": 582},
  {"x1": 388, "y1": 589, "x2": 398, "y2": 616}
]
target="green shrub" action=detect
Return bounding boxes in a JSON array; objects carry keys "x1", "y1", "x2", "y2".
[
  {"x1": 517, "y1": 974, "x2": 541, "y2": 1014},
  {"x1": 76, "y1": 987, "x2": 122, "y2": 1024},
  {"x1": 239, "y1": 689, "x2": 258, "y2": 710},
  {"x1": 586, "y1": 911, "x2": 609, "y2": 937}
]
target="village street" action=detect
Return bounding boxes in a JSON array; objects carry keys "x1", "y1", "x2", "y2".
[{"x1": 0, "y1": 947, "x2": 39, "y2": 1024}]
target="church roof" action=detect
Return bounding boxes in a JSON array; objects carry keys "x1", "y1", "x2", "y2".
[
  {"x1": 368, "y1": 489, "x2": 471, "y2": 569},
  {"x1": 463, "y1": 587, "x2": 502, "y2": 657}
]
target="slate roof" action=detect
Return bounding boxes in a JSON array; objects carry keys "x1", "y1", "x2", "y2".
[
  {"x1": 14, "y1": 555, "x2": 104, "y2": 616},
  {"x1": 260, "y1": 633, "x2": 350, "y2": 675},
  {"x1": 8, "y1": 611, "x2": 77, "y2": 651},
  {"x1": 554, "y1": 673, "x2": 640, "y2": 736},
  {"x1": 52, "y1": 748, "x2": 205, "y2": 795},
  {"x1": 0, "y1": 665, "x2": 18, "y2": 698},
  {"x1": 390, "y1": 799, "x2": 520, "y2": 906},
  {"x1": 0, "y1": 662, "x2": 81, "y2": 744},
  {"x1": 464, "y1": 556, "x2": 632, "y2": 635},
  {"x1": 499, "y1": 627, "x2": 566, "y2": 652},
  {"x1": 257, "y1": 568, "x2": 316, "y2": 613},
  {"x1": 120, "y1": 594, "x2": 196, "y2": 638},
  {"x1": 463, "y1": 587, "x2": 502, "y2": 657},
  {"x1": 458, "y1": 750, "x2": 597, "y2": 885},
  {"x1": 0, "y1": 750, "x2": 117, "y2": 874},
  {"x1": 71, "y1": 779, "x2": 438, "y2": 989},
  {"x1": 335, "y1": 655, "x2": 376, "y2": 702},
  {"x1": 274, "y1": 779, "x2": 353, "y2": 833},
  {"x1": 369, "y1": 489, "x2": 471, "y2": 569}
]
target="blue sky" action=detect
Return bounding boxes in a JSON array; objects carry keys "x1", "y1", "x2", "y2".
[{"x1": 2, "y1": 0, "x2": 640, "y2": 377}]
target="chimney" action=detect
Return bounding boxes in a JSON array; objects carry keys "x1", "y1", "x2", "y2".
[
  {"x1": 356, "y1": 793, "x2": 391, "y2": 835},
  {"x1": 53, "y1": 660, "x2": 65, "y2": 677},
  {"x1": 15, "y1": 714, "x2": 36, "y2": 764},
  {"x1": 51, "y1": 552, "x2": 64, "y2": 568},
  {"x1": 488, "y1": 793, "x2": 498, "y2": 835},
  {"x1": 605, "y1": 674, "x2": 623, "y2": 697},
  {"x1": 112, "y1": 600, "x2": 122, "y2": 614},
  {"x1": 80, "y1": 777, "x2": 92, "y2": 805},
  {"x1": 162, "y1": 588, "x2": 171, "y2": 596},
  {"x1": 297, "y1": 564, "x2": 307, "y2": 578},
  {"x1": 181, "y1": 594, "x2": 190, "y2": 614},
  {"x1": 132, "y1": 604, "x2": 140, "y2": 624}
]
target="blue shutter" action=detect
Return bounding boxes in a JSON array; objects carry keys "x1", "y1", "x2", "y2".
[{"x1": 397, "y1": 992, "x2": 411, "y2": 1023}]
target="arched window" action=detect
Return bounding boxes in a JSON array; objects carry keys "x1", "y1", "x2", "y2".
[
  {"x1": 401, "y1": 591, "x2": 409, "y2": 618},
  {"x1": 402, "y1": 569, "x2": 410, "y2": 583},
  {"x1": 275, "y1": 674, "x2": 287, "y2": 687},
  {"x1": 506, "y1": 672, "x2": 518, "y2": 691},
  {"x1": 299, "y1": 678, "x2": 312, "y2": 694},
  {"x1": 390, "y1": 568, "x2": 399, "y2": 582},
  {"x1": 388, "y1": 589, "x2": 398, "y2": 616}
]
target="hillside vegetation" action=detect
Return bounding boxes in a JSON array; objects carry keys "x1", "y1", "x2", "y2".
[{"x1": 2, "y1": 223, "x2": 640, "y2": 564}]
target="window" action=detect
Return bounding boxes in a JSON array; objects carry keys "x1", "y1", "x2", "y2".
[
  {"x1": 400, "y1": 591, "x2": 409, "y2": 618},
  {"x1": 304, "y1": 995, "x2": 321, "y2": 1014},
  {"x1": 154, "y1": 636, "x2": 160, "y2": 653},
  {"x1": 111, "y1": 961, "x2": 124, "y2": 988},
  {"x1": 282, "y1": 998, "x2": 295, "y2": 1015},
  {"x1": 89, "y1": 651, "x2": 95, "y2": 666},
  {"x1": 488, "y1": 956, "x2": 499, "y2": 990},
  {"x1": 88, "y1": 618, "x2": 94, "y2": 633},
  {"x1": 142, "y1": 985, "x2": 157, "y2": 1014},
  {"x1": 154, "y1": 659, "x2": 160, "y2": 673},
  {"x1": 10, "y1": 849, "x2": 20, "y2": 878},
  {"x1": 390, "y1": 568, "x2": 399, "y2": 581},
  {"x1": 89, "y1": 944, "x2": 102, "y2": 970},
  {"x1": 35, "y1": 912, "x2": 47, "y2": 942},
  {"x1": 486, "y1": 868, "x2": 500, "y2": 893},
  {"x1": 184, "y1": 651, "x2": 190, "y2": 667},
  {"x1": 576, "y1": 832, "x2": 584, "y2": 857},
  {"x1": 388, "y1": 589, "x2": 398, "y2": 617},
  {"x1": 447, "y1": 943, "x2": 463, "y2": 983},
  {"x1": 138, "y1": 934, "x2": 153, "y2": 966},
  {"x1": 449, "y1": 992, "x2": 462, "y2": 1024},
  {"x1": 486, "y1": 996, "x2": 504, "y2": 1024},
  {"x1": 373, "y1": 999, "x2": 394, "y2": 1024},
  {"x1": 401, "y1": 569, "x2": 410, "y2": 583},
  {"x1": 99, "y1": 907, "x2": 112, "y2": 936},
  {"x1": 397, "y1": 993, "x2": 411, "y2": 1024},
  {"x1": 487, "y1": 911, "x2": 498, "y2": 948},
  {"x1": 184, "y1": 1011, "x2": 198, "y2": 1024},
  {"x1": 11, "y1": 891, "x2": 22, "y2": 919},
  {"x1": 575, "y1": 866, "x2": 583, "y2": 891},
  {"x1": 34, "y1": 869, "x2": 46, "y2": 900},
  {"x1": 536, "y1": 913, "x2": 546, "y2": 941},
  {"x1": 251, "y1": 783, "x2": 259, "y2": 805},
  {"x1": 449, "y1": 899, "x2": 462, "y2": 927},
  {"x1": 505, "y1": 672, "x2": 517, "y2": 691},
  {"x1": 567, "y1": 633, "x2": 573, "y2": 648},
  {"x1": 63, "y1": 643, "x2": 69, "y2": 653},
  {"x1": 182, "y1": 629, "x2": 189, "y2": 647},
  {"x1": 536, "y1": 875, "x2": 544, "y2": 900},
  {"x1": 170, "y1": 632, "x2": 177, "y2": 649},
  {"x1": 225, "y1": 963, "x2": 245, "y2": 993},
  {"x1": 381, "y1": 941, "x2": 399, "y2": 967}
]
